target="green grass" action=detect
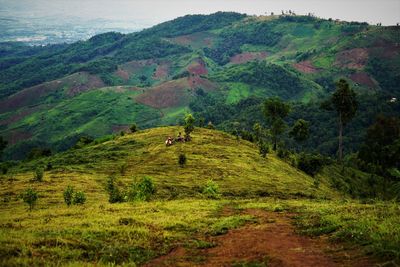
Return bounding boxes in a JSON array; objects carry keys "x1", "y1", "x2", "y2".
[
  {"x1": 0, "y1": 127, "x2": 399, "y2": 265},
  {"x1": 225, "y1": 82, "x2": 251, "y2": 104}
]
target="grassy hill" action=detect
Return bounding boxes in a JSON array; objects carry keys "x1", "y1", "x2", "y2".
[{"x1": 0, "y1": 127, "x2": 398, "y2": 266}]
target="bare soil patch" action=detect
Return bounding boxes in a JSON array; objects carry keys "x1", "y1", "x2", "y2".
[
  {"x1": 145, "y1": 209, "x2": 377, "y2": 267},
  {"x1": 334, "y1": 48, "x2": 369, "y2": 70},
  {"x1": 153, "y1": 62, "x2": 171, "y2": 80},
  {"x1": 230, "y1": 52, "x2": 268, "y2": 64},
  {"x1": 188, "y1": 58, "x2": 208, "y2": 76},
  {"x1": 349, "y1": 72, "x2": 376, "y2": 88},
  {"x1": 293, "y1": 60, "x2": 320, "y2": 73}
]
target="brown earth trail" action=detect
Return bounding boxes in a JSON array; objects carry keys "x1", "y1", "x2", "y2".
[{"x1": 145, "y1": 208, "x2": 377, "y2": 267}]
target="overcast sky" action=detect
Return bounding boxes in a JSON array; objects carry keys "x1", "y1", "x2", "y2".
[{"x1": 1, "y1": 0, "x2": 399, "y2": 26}]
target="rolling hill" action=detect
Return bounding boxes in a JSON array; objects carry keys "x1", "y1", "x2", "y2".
[
  {"x1": 0, "y1": 12, "x2": 399, "y2": 159},
  {"x1": 0, "y1": 127, "x2": 398, "y2": 266}
]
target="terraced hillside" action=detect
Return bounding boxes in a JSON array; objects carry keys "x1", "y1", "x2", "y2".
[{"x1": 0, "y1": 12, "x2": 399, "y2": 159}]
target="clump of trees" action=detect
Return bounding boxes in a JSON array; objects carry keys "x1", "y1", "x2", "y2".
[{"x1": 107, "y1": 176, "x2": 156, "y2": 203}]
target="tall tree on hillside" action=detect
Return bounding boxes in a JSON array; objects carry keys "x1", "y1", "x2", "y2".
[
  {"x1": 322, "y1": 79, "x2": 357, "y2": 162},
  {"x1": 263, "y1": 97, "x2": 291, "y2": 150},
  {"x1": 0, "y1": 136, "x2": 7, "y2": 161},
  {"x1": 184, "y1": 113, "x2": 195, "y2": 141}
]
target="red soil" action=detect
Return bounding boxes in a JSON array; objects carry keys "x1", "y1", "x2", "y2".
[
  {"x1": 169, "y1": 32, "x2": 216, "y2": 48},
  {"x1": 66, "y1": 74, "x2": 104, "y2": 97},
  {"x1": 146, "y1": 209, "x2": 376, "y2": 267},
  {"x1": 187, "y1": 58, "x2": 208, "y2": 76},
  {"x1": 153, "y1": 62, "x2": 170, "y2": 80},
  {"x1": 230, "y1": 52, "x2": 268, "y2": 64},
  {"x1": 0, "y1": 72, "x2": 104, "y2": 113},
  {"x1": 135, "y1": 77, "x2": 216, "y2": 109},
  {"x1": 115, "y1": 68, "x2": 130, "y2": 81},
  {"x1": 293, "y1": 60, "x2": 320, "y2": 73},
  {"x1": 334, "y1": 48, "x2": 369, "y2": 70},
  {"x1": 349, "y1": 72, "x2": 376, "y2": 88}
]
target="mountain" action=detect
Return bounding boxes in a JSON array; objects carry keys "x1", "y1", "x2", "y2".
[{"x1": 0, "y1": 12, "x2": 399, "y2": 159}]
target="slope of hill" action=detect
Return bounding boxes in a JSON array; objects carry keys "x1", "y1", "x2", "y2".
[
  {"x1": 0, "y1": 127, "x2": 398, "y2": 266},
  {"x1": 0, "y1": 12, "x2": 399, "y2": 159}
]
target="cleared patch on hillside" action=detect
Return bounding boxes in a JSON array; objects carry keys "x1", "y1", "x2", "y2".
[
  {"x1": 230, "y1": 52, "x2": 268, "y2": 64},
  {"x1": 153, "y1": 62, "x2": 171, "y2": 80},
  {"x1": 349, "y1": 72, "x2": 377, "y2": 88},
  {"x1": 0, "y1": 72, "x2": 104, "y2": 113},
  {"x1": 5, "y1": 130, "x2": 32, "y2": 145},
  {"x1": 293, "y1": 60, "x2": 320, "y2": 73},
  {"x1": 187, "y1": 58, "x2": 208, "y2": 75},
  {"x1": 167, "y1": 31, "x2": 217, "y2": 49},
  {"x1": 334, "y1": 48, "x2": 369, "y2": 70},
  {"x1": 135, "y1": 77, "x2": 217, "y2": 109},
  {"x1": 0, "y1": 106, "x2": 41, "y2": 126}
]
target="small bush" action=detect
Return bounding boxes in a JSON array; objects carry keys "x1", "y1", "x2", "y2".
[
  {"x1": 129, "y1": 176, "x2": 156, "y2": 201},
  {"x1": 202, "y1": 179, "x2": 220, "y2": 199},
  {"x1": 130, "y1": 124, "x2": 138, "y2": 133},
  {"x1": 72, "y1": 191, "x2": 86, "y2": 205},
  {"x1": 63, "y1": 185, "x2": 74, "y2": 206},
  {"x1": 34, "y1": 167, "x2": 44, "y2": 182},
  {"x1": 297, "y1": 153, "x2": 325, "y2": 177},
  {"x1": 22, "y1": 187, "x2": 38, "y2": 211},
  {"x1": 259, "y1": 142, "x2": 269, "y2": 158},
  {"x1": 107, "y1": 176, "x2": 124, "y2": 203},
  {"x1": 178, "y1": 154, "x2": 187, "y2": 167}
]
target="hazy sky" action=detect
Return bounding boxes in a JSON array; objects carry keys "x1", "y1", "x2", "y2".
[{"x1": 1, "y1": 0, "x2": 399, "y2": 26}]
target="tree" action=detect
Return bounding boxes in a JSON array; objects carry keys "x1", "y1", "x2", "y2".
[
  {"x1": 263, "y1": 97, "x2": 291, "y2": 150},
  {"x1": 0, "y1": 136, "x2": 7, "y2": 161},
  {"x1": 184, "y1": 113, "x2": 195, "y2": 141},
  {"x1": 22, "y1": 188, "x2": 38, "y2": 211},
  {"x1": 289, "y1": 119, "x2": 310, "y2": 149},
  {"x1": 322, "y1": 79, "x2": 357, "y2": 162},
  {"x1": 358, "y1": 115, "x2": 400, "y2": 171}
]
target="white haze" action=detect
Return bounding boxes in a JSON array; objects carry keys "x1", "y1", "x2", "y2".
[{"x1": 1, "y1": 0, "x2": 399, "y2": 25}]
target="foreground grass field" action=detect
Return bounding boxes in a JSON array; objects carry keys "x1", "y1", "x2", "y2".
[{"x1": 0, "y1": 127, "x2": 399, "y2": 266}]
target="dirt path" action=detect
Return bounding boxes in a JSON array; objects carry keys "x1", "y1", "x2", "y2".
[{"x1": 145, "y1": 208, "x2": 377, "y2": 267}]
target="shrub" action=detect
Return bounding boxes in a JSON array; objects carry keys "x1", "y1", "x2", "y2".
[
  {"x1": 72, "y1": 191, "x2": 86, "y2": 205},
  {"x1": 22, "y1": 187, "x2": 38, "y2": 211},
  {"x1": 129, "y1": 176, "x2": 156, "y2": 201},
  {"x1": 178, "y1": 154, "x2": 187, "y2": 167},
  {"x1": 130, "y1": 124, "x2": 138, "y2": 133},
  {"x1": 203, "y1": 179, "x2": 220, "y2": 199},
  {"x1": 259, "y1": 142, "x2": 269, "y2": 158},
  {"x1": 34, "y1": 167, "x2": 44, "y2": 182},
  {"x1": 107, "y1": 176, "x2": 124, "y2": 203},
  {"x1": 297, "y1": 153, "x2": 325, "y2": 177},
  {"x1": 63, "y1": 185, "x2": 74, "y2": 206}
]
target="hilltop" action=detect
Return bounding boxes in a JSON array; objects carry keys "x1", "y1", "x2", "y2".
[
  {"x1": 0, "y1": 12, "x2": 399, "y2": 159},
  {"x1": 0, "y1": 127, "x2": 398, "y2": 266}
]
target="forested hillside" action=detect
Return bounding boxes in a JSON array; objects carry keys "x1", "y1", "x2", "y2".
[{"x1": 0, "y1": 12, "x2": 399, "y2": 160}]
